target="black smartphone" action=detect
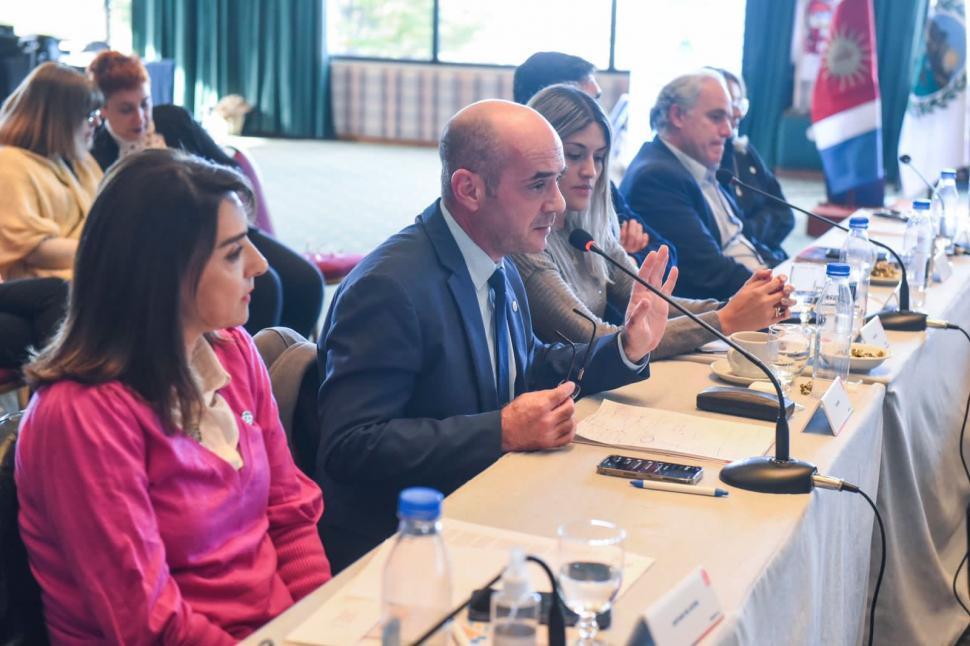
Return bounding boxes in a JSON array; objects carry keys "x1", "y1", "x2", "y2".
[
  {"x1": 467, "y1": 588, "x2": 610, "y2": 629},
  {"x1": 596, "y1": 454, "x2": 703, "y2": 484}
]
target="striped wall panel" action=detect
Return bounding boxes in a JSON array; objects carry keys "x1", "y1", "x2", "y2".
[{"x1": 331, "y1": 59, "x2": 629, "y2": 145}]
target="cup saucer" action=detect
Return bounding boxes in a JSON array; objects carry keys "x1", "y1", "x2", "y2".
[{"x1": 710, "y1": 358, "x2": 770, "y2": 385}]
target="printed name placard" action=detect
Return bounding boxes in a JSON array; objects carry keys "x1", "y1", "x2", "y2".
[
  {"x1": 628, "y1": 567, "x2": 723, "y2": 646},
  {"x1": 859, "y1": 316, "x2": 890, "y2": 349},
  {"x1": 820, "y1": 377, "x2": 853, "y2": 435}
]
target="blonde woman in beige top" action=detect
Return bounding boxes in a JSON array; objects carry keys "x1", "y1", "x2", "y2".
[
  {"x1": 513, "y1": 84, "x2": 793, "y2": 360},
  {"x1": 0, "y1": 62, "x2": 103, "y2": 279}
]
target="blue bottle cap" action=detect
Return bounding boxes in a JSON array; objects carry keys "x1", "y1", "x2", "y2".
[
  {"x1": 913, "y1": 199, "x2": 931, "y2": 210},
  {"x1": 848, "y1": 216, "x2": 869, "y2": 229},
  {"x1": 398, "y1": 487, "x2": 443, "y2": 520},
  {"x1": 826, "y1": 263, "x2": 850, "y2": 277},
  {"x1": 942, "y1": 168, "x2": 957, "y2": 179}
]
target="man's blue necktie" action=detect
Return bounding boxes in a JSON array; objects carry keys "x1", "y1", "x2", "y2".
[{"x1": 488, "y1": 267, "x2": 511, "y2": 406}]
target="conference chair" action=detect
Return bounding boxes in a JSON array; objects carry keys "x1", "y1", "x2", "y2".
[
  {"x1": 253, "y1": 327, "x2": 322, "y2": 477},
  {"x1": 0, "y1": 411, "x2": 48, "y2": 645}
]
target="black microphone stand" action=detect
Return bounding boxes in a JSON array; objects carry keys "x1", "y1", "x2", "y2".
[
  {"x1": 898, "y1": 154, "x2": 936, "y2": 197},
  {"x1": 569, "y1": 230, "x2": 817, "y2": 494},
  {"x1": 716, "y1": 169, "x2": 931, "y2": 332}
]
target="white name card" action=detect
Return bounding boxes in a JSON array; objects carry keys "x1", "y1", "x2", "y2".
[
  {"x1": 859, "y1": 316, "x2": 890, "y2": 349},
  {"x1": 933, "y1": 249, "x2": 953, "y2": 282},
  {"x1": 628, "y1": 567, "x2": 723, "y2": 646},
  {"x1": 820, "y1": 377, "x2": 853, "y2": 435}
]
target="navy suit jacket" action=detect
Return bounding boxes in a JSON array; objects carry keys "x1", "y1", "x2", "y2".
[
  {"x1": 719, "y1": 139, "x2": 794, "y2": 255},
  {"x1": 316, "y1": 201, "x2": 648, "y2": 571},
  {"x1": 610, "y1": 181, "x2": 678, "y2": 269},
  {"x1": 620, "y1": 138, "x2": 780, "y2": 301}
]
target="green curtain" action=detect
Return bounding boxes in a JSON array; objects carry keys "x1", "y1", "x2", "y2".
[
  {"x1": 873, "y1": 0, "x2": 928, "y2": 183},
  {"x1": 742, "y1": 0, "x2": 928, "y2": 183},
  {"x1": 740, "y1": 0, "x2": 797, "y2": 170},
  {"x1": 131, "y1": 0, "x2": 332, "y2": 138}
]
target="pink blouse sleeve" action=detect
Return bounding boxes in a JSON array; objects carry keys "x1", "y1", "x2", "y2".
[
  {"x1": 234, "y1": 327, "x2": 332, "y2": 598},
  {"x1": 18, "y1": 384, "x2": 235, "y2": 646}
]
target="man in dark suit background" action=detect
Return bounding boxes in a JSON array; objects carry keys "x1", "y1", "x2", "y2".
[
  {"x1": 316, "y1": 100, "x2": 677, "y2": 572},
  {"x1": 620, "y1": 70, "x2": 785, "y2": 301}
]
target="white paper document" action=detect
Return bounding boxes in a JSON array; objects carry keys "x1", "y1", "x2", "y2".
[
  {"x1": 576, "y1": 399, "x2": 775, "y2": 462},
  {"x1": 288, "y1": 518, "x2": 654, "y2": 645}
]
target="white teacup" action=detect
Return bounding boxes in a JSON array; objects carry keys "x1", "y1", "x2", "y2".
[{"x1": 727, "y1": 331, "x2": 778, "y2": 378}]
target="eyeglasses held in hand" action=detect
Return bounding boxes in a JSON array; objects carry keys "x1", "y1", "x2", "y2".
[
  {"x1": 555, "y1": 308, "x2": 598, "y2": 400},
  {"x1": 86, "y1": 109, "x2": 102, "y2": 125}
]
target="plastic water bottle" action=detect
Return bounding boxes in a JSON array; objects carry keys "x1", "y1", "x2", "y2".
[
  {"x1": 903, "y1": 199, "x2": 934, "y2": 309},
  {"x1": 932, "y1": 168, "x2": 960, "y2": 252},
  {"x1": 382, "y1": 488, "x2": 452, "y2": 646},
  {"x1": 491, "y1": 549, "x2": 540, "y2": 646},
  {"x1": 812, "y1": 263, "x2": 853, "y2": 393},
  {"x1": 839, "y1": 216, "x2": 876, "y2": 338}
]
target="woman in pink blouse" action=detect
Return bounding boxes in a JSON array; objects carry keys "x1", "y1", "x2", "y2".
[{"x1": 16, "y1": 148, "x2": 331, "y2": 644}]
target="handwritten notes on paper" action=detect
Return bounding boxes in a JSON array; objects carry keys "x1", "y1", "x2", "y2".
[{"x1": 576, "y1": 400, "x2": 775, "y2": 463}]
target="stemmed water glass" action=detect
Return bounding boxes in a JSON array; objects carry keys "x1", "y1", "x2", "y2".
[
  {"x1": 557, "y1": 519, "x2": 625, "y2": 645},
  {"x1": 768, "y1": 323, "x2": 813, "y2": 393}
]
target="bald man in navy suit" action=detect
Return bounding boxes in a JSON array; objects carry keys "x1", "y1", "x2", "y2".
[{"x1": 316, "y1": 100, "x2": 677, "y2": 571}]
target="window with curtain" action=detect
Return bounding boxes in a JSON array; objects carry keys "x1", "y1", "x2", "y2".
[
  {"x1": 0, "y1": 1, "x2": 107, "y2": 48},
  {"x1": 327, "y1": 0, "x2": 434, "y2": 60},
  {"x1": 615, "y1": 0, "x2": 746, "y2": 164},
  {"x1": 437, "y1": 1, "x2": 612, "y2": 67}
]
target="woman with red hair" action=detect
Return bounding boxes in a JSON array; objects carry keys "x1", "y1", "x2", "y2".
[{"x1": 88, "y1": 51, "x2": 324, "y2": 338}]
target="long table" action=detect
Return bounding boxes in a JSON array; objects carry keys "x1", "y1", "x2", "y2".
[
  {"x1": 247, "y1": 213, "x2": 970, "y2": 646},
  {"x1": 719, "y1": 216, "x2": 970, "y2": 644},
  {"x1": 245, "y1": 360, "x2": 886, "y2": 645}
]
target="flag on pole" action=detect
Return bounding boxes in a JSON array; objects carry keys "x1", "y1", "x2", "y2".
[
  {"x1": 810, "y1": 0, "x2": 885, "y2": 207},
  {"x1": 897, "y1": 0, "x2": 968, "y2": 198}
]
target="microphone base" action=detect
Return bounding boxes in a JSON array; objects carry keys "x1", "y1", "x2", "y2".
[
  {"x1": 868, "y1": 309, "x2": 928, "y2": 331},
  {"x1": 719, "y1": 456, "x2": 817, "y2": 494}
]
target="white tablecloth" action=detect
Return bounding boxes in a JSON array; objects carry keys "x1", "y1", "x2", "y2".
[{"x1": 243, "y1": 361, "x2": 887, "y2": 645}]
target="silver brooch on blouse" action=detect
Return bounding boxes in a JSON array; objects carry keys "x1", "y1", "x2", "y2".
[{"x1": 241, "y1": 410, "x2": 254, "y2": 425}]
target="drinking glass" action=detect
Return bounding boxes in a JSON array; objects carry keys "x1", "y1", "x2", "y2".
[
  {"x1": 557, "y1": 520, "x2": 625, "y2": 645},
  {"x1": 788, "y1": 263, "x2": 825, "y2": 324},
  {"x1": 768, "y1": 323, "x2": 812, "y2": 392}
]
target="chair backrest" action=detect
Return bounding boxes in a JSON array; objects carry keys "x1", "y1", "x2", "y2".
[
  {"x1": 227, "y1": 145, "x2": 276, "y2": 235},
  {"x1": 253, "y1": 328, "x2": 321, "y2": 477},
  {"x1": 0, "y1": 411, "x2": 49, "y2": 645}
]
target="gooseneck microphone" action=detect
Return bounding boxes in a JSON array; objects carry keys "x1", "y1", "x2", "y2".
[
  {"x1": 715, "y1": 169, "x2": 950, "y2": 332},
  {"x1": 898, "y1": 154, "x2": 936, "y2": 195},
  {"x1": 568, "y1": 228, "x2": 818, "y2": 494}
]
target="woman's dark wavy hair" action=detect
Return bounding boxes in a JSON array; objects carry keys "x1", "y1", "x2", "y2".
[{"x1": 26, "y1": 149, "x2": 254, "y2": 433}]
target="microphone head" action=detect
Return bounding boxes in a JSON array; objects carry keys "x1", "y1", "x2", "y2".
[
  {"x1": 568, "y1": 228, "x2": 596, "y2": 252},
  {"x1": 714, "y1": 168, "x2": 735, "y2": 184},
  {"x1": 899, "y1": 154, "x2": 912, "y2": 164}
]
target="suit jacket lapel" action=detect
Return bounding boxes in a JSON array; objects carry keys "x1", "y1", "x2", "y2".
[
  {"x1": 653, "y1": 138, "x2": 724, "y2": 247},
  {"x1": 419, "y1": 201, "x2": 499, "y2": 410}
]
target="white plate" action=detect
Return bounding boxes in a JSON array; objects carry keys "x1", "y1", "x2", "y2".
[
  {"x1": 849, "y1": 343, "x2": 891, "y2": 371},
  {"x1": 870, "y1": 273, "x2": 902, "y2": 287},
  {"x1": 710, "y1": 358, "x2": 770, "y2": 385}
]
